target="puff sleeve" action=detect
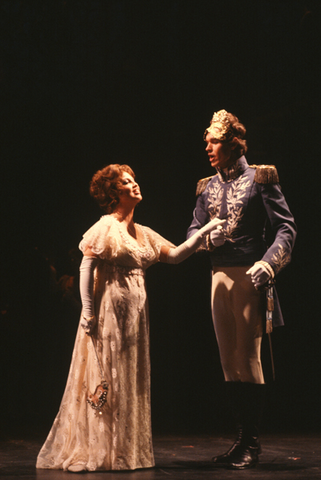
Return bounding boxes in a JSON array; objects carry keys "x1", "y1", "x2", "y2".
[{"x1": 79, "y1": 215, "x2": 122, "y2": 259}]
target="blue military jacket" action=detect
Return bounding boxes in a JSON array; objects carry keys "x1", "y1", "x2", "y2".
[{"x1": 187, "y1": 156, "x2": 297, "y2": 327}]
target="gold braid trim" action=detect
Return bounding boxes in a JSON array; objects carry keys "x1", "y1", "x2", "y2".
[
  {"x1": 196, "y1": 175, "x2": 214, "y2": 196},
  {"x1": 252, "y1": 165, "x2": 279, "y2": 184}
]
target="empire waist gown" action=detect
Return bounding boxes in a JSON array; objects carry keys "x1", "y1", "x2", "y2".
[{"x1": 36, "y1": 215, "x2": 174, "y2": 471}]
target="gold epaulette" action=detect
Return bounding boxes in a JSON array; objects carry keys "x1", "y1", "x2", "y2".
[
  {"x1": 251, "y1": 165, "x2": 279, "y2": 184},
  {"x1": 196, "y1": 175, "x2": 214, "y2": 196}
]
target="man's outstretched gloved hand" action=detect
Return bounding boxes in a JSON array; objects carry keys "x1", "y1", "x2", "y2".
[{"x1": 210, "y1": 225, "x2": 226, "y2": 247}]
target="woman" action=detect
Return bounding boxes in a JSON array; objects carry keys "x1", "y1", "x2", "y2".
[{"x1": 36, "y1": 164, "x2": 224, "y2": 473}]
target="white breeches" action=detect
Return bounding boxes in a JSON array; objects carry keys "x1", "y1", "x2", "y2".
[{"x1": 211, "y1": 266, "x2": 265, "y2": 384}]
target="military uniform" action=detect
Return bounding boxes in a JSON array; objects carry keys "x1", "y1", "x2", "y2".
[{"x1": 187, "y1": 155, "x2": 297, "y2": 328}]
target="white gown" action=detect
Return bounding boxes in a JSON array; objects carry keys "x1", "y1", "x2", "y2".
[{"x1": 36, "y1": 215, "x2": 174, "y2": 471}]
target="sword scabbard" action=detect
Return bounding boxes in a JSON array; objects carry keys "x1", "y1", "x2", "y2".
[
  {"x1": 266, "y1": 281, "x2": 275, "y2": 380},
  {"x1": 266, "y1": 284, "x2": 274, "y2": 334}
]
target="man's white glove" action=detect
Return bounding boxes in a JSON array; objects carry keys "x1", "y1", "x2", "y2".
[
  {"x1": 167, "y1": 218, "x2": 226, "y2": 264},
  {"x1": 210, "y1": 225, "x2": 226, "y2": 247},
  {"x1": 79, "y1": 255, "x2": 99, "y2": 335},
  {"x1": 246, "y1": 262, "x2": 272, "y2": 289}
]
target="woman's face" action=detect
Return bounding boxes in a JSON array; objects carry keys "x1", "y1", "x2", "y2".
[
  {"x1": 205, "y1": 132, "x2": 235, "y2": 170},
  {"x1": 117, "y1": 172, "x2": 142, "y2": 206}
]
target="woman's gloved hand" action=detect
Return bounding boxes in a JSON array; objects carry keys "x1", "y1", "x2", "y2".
[
  {"x1": 80, "y1": 315, "x2": 97, "y2": 335},
  {"x1": 198, "y1": 217, "x2": 226, "y2": 237},
  {"x1": 166, "y1": 218, "x2": 226, "y2": 264}
]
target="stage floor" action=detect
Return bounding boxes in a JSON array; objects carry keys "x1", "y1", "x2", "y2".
[{"x1": 1, "y1": 433, "x2": 320, "y2": 479}]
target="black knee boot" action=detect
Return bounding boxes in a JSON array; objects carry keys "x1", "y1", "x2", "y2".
[
  {"x1": 212, "y1": 382, "x2": 265, "y2": 469},
  {"x1": 228, "y1": 382, "x2": 265, "y2": 470},
  {"x1": 212, "y1": 382, "x2": 244, "y2": 466}
]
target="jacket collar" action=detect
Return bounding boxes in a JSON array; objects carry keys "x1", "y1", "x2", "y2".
[{"x1": 217, "y1": 155, "x2": 248, "y2": 182}]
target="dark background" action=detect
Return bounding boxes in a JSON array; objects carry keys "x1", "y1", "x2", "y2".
[{"x1": 0, "y1": 0, "x2": 320, "y2": 438}]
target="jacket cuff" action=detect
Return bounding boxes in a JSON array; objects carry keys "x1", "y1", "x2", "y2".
[
  {"x1": 255, "y1": 260, "x2": 275, "y2": 279},
  {"x1": 206, "y1": 234, "x2": 216, "y2": 252}
]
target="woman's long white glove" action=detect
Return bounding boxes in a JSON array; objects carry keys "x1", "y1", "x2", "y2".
[
  {"x1": 167, "y1": 218, "x2": 226, "y2": 264},
  {"x1": 79, "y1": 255, "x2": 99, "y2": 335}
]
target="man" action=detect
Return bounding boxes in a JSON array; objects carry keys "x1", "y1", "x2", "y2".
[{"x1": 187, "y1": 109, "x2": 296, "y2": 469}]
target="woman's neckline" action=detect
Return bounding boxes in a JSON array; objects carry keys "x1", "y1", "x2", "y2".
[{"x1": 111, "y1": 215, "x2": 146, "y2": 248}]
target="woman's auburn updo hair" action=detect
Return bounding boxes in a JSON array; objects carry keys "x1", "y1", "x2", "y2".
[{"x1": 89, "y1": 164, "x2": 135, "y2": 213}]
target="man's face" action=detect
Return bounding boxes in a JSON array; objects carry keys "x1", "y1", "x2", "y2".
[{"x1": 205, "y1": 132, "x2": 234, "y2": 170}]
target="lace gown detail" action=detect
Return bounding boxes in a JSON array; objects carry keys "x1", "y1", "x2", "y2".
[{"x1": 36, "y1": 216, "x2": 174, "y2": 471}]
